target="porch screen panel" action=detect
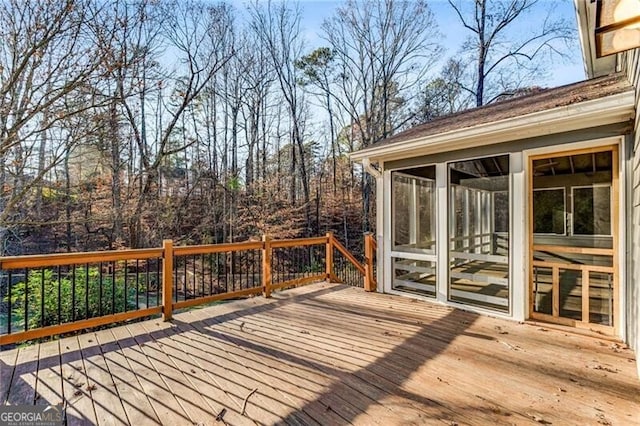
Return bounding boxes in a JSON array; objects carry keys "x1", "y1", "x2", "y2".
[
  {"x1": 391, "y1": 167, "x2": 437, "y2": 297},
  {"x1": 531, "y1": 149, "x2": 615, "y2": 329},
  {"x1": 448, "y1": 155, "x2": 510, "y2": 312}
]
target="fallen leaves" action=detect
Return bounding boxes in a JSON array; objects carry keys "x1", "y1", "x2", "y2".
[{"x1": 589, "y1": 364, "x2": 619, "y2": 374}]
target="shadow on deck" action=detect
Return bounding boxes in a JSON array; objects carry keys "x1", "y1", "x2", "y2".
[{"x1": 1, "y1": 283, "x2": 638, "y2": 425}]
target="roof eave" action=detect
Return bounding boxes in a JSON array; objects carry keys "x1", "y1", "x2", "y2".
[
  {"x1": 574, "y1": 0, "x2": 617, "y2": 78},
  {"x1": 575, "y1": 0, "x2": 595, "y2": 78},
  {"x1": 351, "y1": 90, "x2": 635, "y2": 163}
]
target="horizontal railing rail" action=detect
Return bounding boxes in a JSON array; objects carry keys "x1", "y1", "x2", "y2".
[
  {"x1": 172, "y1": 241, "x2": 263, "y2": 256},
  {"x1": 0, "y1": 248, "x2": 164, "y2": 269},
  {"x1": 1, "y1": 233, "x2": 377, "y2": 344}
]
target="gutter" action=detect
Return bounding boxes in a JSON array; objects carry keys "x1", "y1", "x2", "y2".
[
  {"x1": 351, "y1": 90, "x2": 634, "y2": 163},
  {"x1": 575, "y1": 0, "x2": 594, "y2": 78},
  {"x1": 573, "y1": 0, "x2": 616, "y2": 78},
  {"x1": 362, "y1": 158, "x2": 381, "y2": 178}
]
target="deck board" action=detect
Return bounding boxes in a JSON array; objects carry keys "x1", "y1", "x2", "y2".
[
  {"x1": 34, "y1": 339, "x2": 62, "y2": 406},
  {"x1": 77, "y1": 331, "x2": 129, "y2": 426},
  {"x1": 0, "y1": 345, "x2": 18, "y2": 403},
  {"x1": 184, "y1": 311, "x2": 349, "y2": 424},
  {"x1": 111, "y1": 325, "x2": 188, "y2": 425},
  {"x1": 7, "y1": 343, "x2": 39, "y2": 405},
  {"x1": 125, "y1": 321, "x2": 214, "y2": 424},
  {"x1": 180, "y1": 313, "x2": 314, "y2": 425},
  {"x1": 161, "y1": 321, "x2": 259, "y2": 426},
  {"x1": 199, "y1": 309, "x2": 385, "y2": 424},
  {"x1": 94, "y1": 328, "x2": 159, "y2": 426},
  {"x1": 182, "y1": 309, "x2": 326, "y2": 425},
  {"x1": 1, "y1": 282, "x2": 638, "y2": 425},
  {"x1": 60, "y1": 335, "x2": 98, "y2": 425}
]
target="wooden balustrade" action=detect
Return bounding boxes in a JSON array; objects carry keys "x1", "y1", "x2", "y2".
[
  {"x1": 0, "y1": 233, "x2": 379, "y2": 344},
  {"x1": 364, "y1": 233, "x2": 377, "y2": 292}
]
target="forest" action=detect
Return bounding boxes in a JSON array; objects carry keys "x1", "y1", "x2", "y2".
[{"x1": 0, "y1": 0, "x2": 574, "y2": 256}]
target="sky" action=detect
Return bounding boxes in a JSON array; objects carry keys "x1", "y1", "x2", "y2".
[{"x1": 293, "y1": 0, "x2": 586, "y2": 88}]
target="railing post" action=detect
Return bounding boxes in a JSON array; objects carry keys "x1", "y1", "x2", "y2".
[
  {"x1": 364, "y1": 233, "x2": 375, "y2": 292},
  {"x1": 162, "y1": 239, "x2": 174, "y2": 321},
  {"x1": 325, "y1": 232, "x2": 333, "y2": 281},
  {"x1": 262, "y1": 235, "x2": 272, "y2": 298}
]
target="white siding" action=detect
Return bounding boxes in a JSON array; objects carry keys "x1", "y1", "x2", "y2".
[{"x1": 623, "y1": 48, "x2": 640, "y2": 377}]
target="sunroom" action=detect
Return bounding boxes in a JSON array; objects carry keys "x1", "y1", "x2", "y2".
[{"x1": 352, "y1": 74, "x2": 636, "y2": 338}]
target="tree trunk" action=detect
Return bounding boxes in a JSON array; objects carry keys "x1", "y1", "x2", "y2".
[
  {"x1": 476, "y1": 0, "x2": 487, "y2": 107},
  {"x1": 110, "y1": 97, "x2": 123, "y2": 243}
]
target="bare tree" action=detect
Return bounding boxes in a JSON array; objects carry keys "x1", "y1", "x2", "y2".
[
  {"x1": 296, "y1": 48, "x2": 339, "y2": 194},
  {"x1": 0, "y1": 0, "x2": 105, "y2": 253},
  {"x1": 322, "y1": 0, "x2": 441, "y2": 147},
  {"x1": 0, "y1": 0, "x2": 393, "y2": 254},
  {"x1": 321, "y1": 0, "x2": 442, "y2": 231},
  {"x1": 448, "y1": 0, "x2": 574, "y2": 107},
  {"x1": 85, "y1": 0, "x2": 164, "y2": 246},
  {"x1": 249, "y1": 0, "x2": 313, "y2": 234},
  {"x1": 117, "y1": 0, "x2": 234, "y2": 246}
]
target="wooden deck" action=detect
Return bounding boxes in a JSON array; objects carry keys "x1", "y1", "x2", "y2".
[{"x1": 1, "y1": 283, "x2": 638, "y2": 425}]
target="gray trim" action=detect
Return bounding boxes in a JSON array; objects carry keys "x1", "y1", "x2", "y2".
[
  {"x1": 385, "y1": 123, "x2": 632, "y2": 171},
  {"x1": 625, "y1": 133, "x2": 633, "y2": 346}
]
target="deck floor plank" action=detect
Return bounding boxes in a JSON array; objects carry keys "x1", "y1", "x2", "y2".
[
  {"x1": 138, "y1": 319, "x2": 257, "y2": 426},
  {"x1": 180, "y1": 311, "x2": 339, "y2": 425},
  {"x1": 0, "y1": 346, "x2": 18, "y2": 403},
  {"x1": 76, "y1": 332, "x2": 129, "y2": 426},
  {"x1": 6, "y1": 342, "x2": 39, "y2": 405},
  {"x1": 324, "y1": 288, "x2": 639, "y2": 424},
  {"x1": 125, "y1": 321, "x2": 219, "y2": 424},
  {"x1": 165, "y1": 312, "x2": 306, "y2": 426},
  {"x1": 59, "y1": 335, "x2": 98, "y2": 425},
  {"x1": 34, "y1": 339, "x2": 63, "y2": 406},
  {"x1": 249, "y1": 303, "x2": 506, "y2": 423},
  {"x1": 276, "y1": 301, "x2": 611, "y2": 422},
  {"x1": 110, "y1": 324, "x2": 189, "y2": 425},
  {"x1": 184, "y1": 306, "x2": 344, "y2": 425},
  {"x1": 94, "y1": 327, "x2": 160, "y2": 426},
  {"x1": 0, "y1": 283, "x2": 638, "y2": 426},
  {"x1": 207, "y1": 301, "x2": 470, "y2": 425}
]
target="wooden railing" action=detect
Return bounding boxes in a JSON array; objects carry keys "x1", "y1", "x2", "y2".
[
  {"x1": 0, "y1": 248, "x2": 165, "y2": 345},
  {"x1": 364, "y1": 233, "x2": 377, "y2": 292},
  {"x1": 0, "y1": 233, "x2": 377, "y2": 344},
  {"x1": 531, "y1": 244, "x2": 615, "y2": 328}
]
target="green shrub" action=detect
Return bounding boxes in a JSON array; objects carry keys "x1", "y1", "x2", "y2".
[{"x1": 5, "y1": 266, "x2": 148, "y2": 331}]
